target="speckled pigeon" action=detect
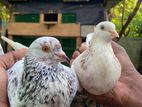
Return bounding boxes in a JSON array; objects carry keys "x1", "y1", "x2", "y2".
[{"x1": 7, "y1": 37, "x2": 78, "y2": 107}]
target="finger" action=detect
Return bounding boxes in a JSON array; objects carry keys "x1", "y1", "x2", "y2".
[
  {"x1": 79, "y1": 43, "x2": 88, "y2": 53},
  {"x1": 111, "y1": 41, "x2": 126, "y2": 55},
  {"x1": 12, "y1": 48, "x2": 27, "y2": 61},
  {"x1": 71, "y1": 43, "x2": 88, "y2": 59},
  {"x1": 111, "y1": 41, "x2": 137, "y2": 74},
  {"x1": 0, "y1": 48, "x2": 27, "y2": 70},
  {"x1": 72, "y1": 51, "x2": 80, "y2": 59},
  {"x1": 70, "y1": 51, "x2": 80, "y2": 65}
]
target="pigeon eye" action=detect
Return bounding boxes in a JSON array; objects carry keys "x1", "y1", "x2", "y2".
[
  {"x1": 101, "y1": 26, "x2": 104, "y2": 30},
  {"x1": 42, "y1": 45, "x2": 49, "y2": 52}
]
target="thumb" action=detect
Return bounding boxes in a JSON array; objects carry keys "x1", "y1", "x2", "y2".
[{"x1": 0, "y1": 48, "x2": 27, "y2": 70}]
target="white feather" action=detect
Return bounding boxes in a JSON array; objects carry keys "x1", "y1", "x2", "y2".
[
  {"x1": 85, "y1": 33, "x2": 94, "y2": 45},
  {"x1": 0, "y1": 43, "x2": 4, "y2": 55},
  {"x1": 1, "y1": 36, "x2": 28, "y2": 50}
]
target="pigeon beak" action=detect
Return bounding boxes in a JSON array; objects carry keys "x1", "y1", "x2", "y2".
[
  {"x1": 54, "y1": 51, "x2": 70, "y2": 64},
  {"x1": 109, "y1": 30, "x2": 119, "y2": 39}
]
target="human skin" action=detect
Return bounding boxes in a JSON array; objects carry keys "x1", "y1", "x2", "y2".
[
  {"x1": 0, "y1": 48, "x2": 27, "y2": 107},
  {"x1": 71, "y1": 41, "x2": 142, "y2": 107}
]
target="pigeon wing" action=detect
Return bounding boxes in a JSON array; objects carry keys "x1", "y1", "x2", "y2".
[
  {"x1": 7, "y1": 59, "x2": 24, "y2": 107},
  {"x1": 61, "y1": 64, "x2": 79, "y2": 102}
]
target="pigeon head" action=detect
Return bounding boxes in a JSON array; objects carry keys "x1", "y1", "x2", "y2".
[
  {"x1": 27, "y1": 37, "x2": 70, "y2": 64},
  {"x1": 93, "y1": 21, "x2": 119, "y2": 42}
]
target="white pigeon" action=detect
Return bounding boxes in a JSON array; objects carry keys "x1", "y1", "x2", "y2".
[
  {"x1": 1, "y1": 36, "x2": 28, "y2": 50},
  {"x1": 7, "y1": 37, "x2": 78, "y2": 107},
  {"x1": 72, "y1": 21, "x2": 121, "y2": 95},
  {"x1": 85, "y1": 32, "x2": 94, "y2": 45}
]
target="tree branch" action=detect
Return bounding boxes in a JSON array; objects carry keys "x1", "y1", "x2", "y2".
[
  {"x1": 119, "y1": 0, "x2": 142, "y2": 38},
  {"x1": 121, "y1": 0, "x2": 125, "y2": 26}
]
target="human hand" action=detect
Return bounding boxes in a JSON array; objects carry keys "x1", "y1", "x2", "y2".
[
  {"x1": 0, "y1": 49, "x2": 27, "y2": 107},
  {"x1": 71, "y1": 41, "x2": 142, "y2": 107}
]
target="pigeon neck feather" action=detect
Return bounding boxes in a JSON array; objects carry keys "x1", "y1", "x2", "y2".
[{"x1": 90, "y1": 31, "x2": 111, "y2": 48}]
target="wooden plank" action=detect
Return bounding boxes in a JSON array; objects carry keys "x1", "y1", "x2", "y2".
[
  {"x1": 58, "y1": 13, "x2": 62, "y2": 24},
  {"x1": 76, "y1": 37, "x2": 82, "y2": 48},
  {"x1": 81, "y1": 25, "x2": 94, "y2": 37},
  {"x1": 8, "y1": 23, "x2": 80, "y2": 37},
  {"x1": 7, "y1": 35, "x2": 13, "y2": 51},
  {"x1": 40, "y1": 13, "x2": 44, "y2": 23},
  {"x1": 43, "y1": 22, "x2": 58, "y2": 24}
]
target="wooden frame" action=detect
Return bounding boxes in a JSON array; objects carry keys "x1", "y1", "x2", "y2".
[
  {"x1": 40, "y1": 13, "x2": 62, "y2": 24},
  {"x1": 8, "y1": 22, "x2": 80, "y2": 37}
]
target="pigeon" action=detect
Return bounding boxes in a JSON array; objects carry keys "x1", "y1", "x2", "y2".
[
  {"x1": 1, "y1": 36, "x2": 28, "y2": 50},
  {"x1": 85, "y1": 32, "x2": 94, "y2": 45},
  {"x1": 7, "y1": 37, "x2": 78, "y2": 107},
  {"x1": 71, "y1": 21, "x2": 121, "y2": 95}
]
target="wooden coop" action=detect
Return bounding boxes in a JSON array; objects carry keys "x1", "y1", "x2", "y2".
[
  {"x1": 2, "y1": 0, "x2": 121, "y2": 107},
  {"x1": 6, "y1": 0, "x2": 120, "y2": 59}
]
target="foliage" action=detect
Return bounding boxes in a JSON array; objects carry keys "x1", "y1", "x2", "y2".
[
  {"x1": 0, "y1": 2, "x2": 10, "y2": 22},
  {"x1": 0, "y1": 2, "x2": 10, "y2": 37},
  {"x1": 110, "y1": 0, "x2": 142, "y2": 37}
]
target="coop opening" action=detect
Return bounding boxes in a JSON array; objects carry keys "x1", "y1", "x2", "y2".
[{"x1": 43, "y1": 13, "x2": 58, "y2": 22}]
